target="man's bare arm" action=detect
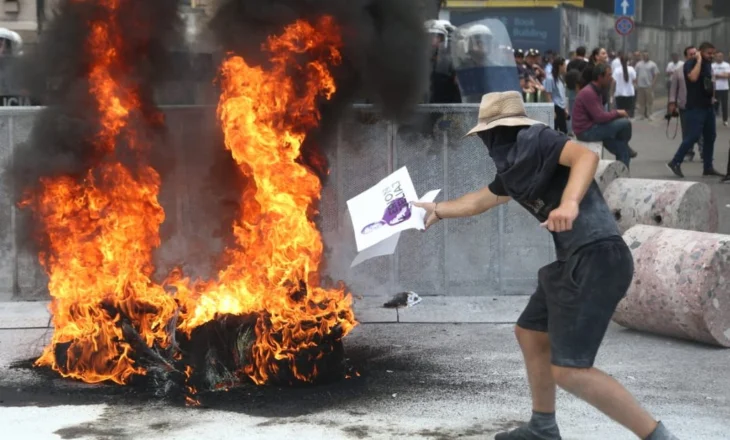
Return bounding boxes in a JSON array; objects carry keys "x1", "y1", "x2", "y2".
[
  {"x1": 413, "y1": 186, "x2": 511, "y2": 229},
  {"x1": 435, "y1": 186, "x2": 510, "y2": 218},
  {"x1": 541, "y1": 140, "x2": 600, "y2": 232},
  {"x1": 688, "y1": 57, "x2": 702, "y2": 82},
  {"x1": 558, "y1": 140, "x2": 600, "y2": 205}
]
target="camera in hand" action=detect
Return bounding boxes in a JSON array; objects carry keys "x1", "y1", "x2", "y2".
[{"x1": 664, "y1": 109, "x2": 679, "y2": 121}]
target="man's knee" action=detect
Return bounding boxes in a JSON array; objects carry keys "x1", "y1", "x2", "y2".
[
  {"x1": 550, "y1": 364, "x2": 591, "y2": 388},
  {"x1": 515, "y1": 325, "x2": 550, "y2": 350}
]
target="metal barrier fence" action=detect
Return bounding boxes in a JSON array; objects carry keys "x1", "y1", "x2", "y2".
[{"x1": 0, "y1": 103, "x2": 555, "y2": 299}]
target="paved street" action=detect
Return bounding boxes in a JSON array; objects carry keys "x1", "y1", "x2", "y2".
[{"x1": 0, "y1": 301, "x2": 728, "y2": 440}]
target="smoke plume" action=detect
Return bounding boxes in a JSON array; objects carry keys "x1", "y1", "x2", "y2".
[
  {"x1": 209, "y1": 0, "x2": 428, "y2": 127},
  {"x1": 5, "y1": 0, "x2": 181, "y2": 253}
]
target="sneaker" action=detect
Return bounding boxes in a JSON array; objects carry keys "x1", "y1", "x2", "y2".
[
  {"x1": 724, "y1": 121, "x2": 728, "y2": 127},
  {"x1": 667, "y1": 162, "x2": 684, "y2": 178},
  {"x1": 494, "y1": 425, "x2": 562, "y2": 440},
  {"x1": 703, "y1": 168, "x2": 724, "y2": 177},
  {"x1": 721, "y1": 175, "x2": 730, "y2": 183},
  {"x1": 629, "y1": 147, "x2": 638, "y2": 158}
]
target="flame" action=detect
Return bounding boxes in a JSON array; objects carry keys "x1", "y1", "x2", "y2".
[
  {"x1": 173, "y1": 16, "x2": 357, "y2": 384},
  {"x1": 27, "y1": 9, "x2": 355, "y2": 387},
  {"x1": 27, "y1": 0, "x2": 175, "y2": 384}
]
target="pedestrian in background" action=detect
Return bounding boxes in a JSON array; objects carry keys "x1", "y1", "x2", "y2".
[
  {"x1": 631, "y1": 50, "x2": 641, "y2": 66},
  {"x1": 665, "y1": 52, "x2": 681, "y2": 95},
  {"x1": 712, "y1": 51, "x2": 730, "y2": 126},
  {"x1": 544, "y1": 56, "x2": 569, "y2": 133},
  {"x1": 668, "y1": 42, "x2": 723, "y2": 178},
  {"x1": 613, "y1": 54, "x2": 636, "y2": 118},
  {"x1": 611, "y1": 51, "x2": 623, "y2": 73},
  {"x1": 573, "y1": 63, "x2": 633, "y2": 167},
  {"x1": 669, "y1": 46, "x2": 704, "y2": 162},
  {"x1": 635, "y1": 51, "x2": 659, "y2": 120}
]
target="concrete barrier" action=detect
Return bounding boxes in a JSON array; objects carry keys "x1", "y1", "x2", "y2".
[
  {"x1": 615, "y1": 225, "x2": 730, "y2": 347},
  {"x1": 576, "y1": 141, "x2": 604, "y2": 158},
  {"x1": 603, "y1": 178, "x2": 718, "y2": 234},
  {"x1": 0, "y1": 104, "x2": 558, "y2": 300},
  {"x1": 594, "y1": 160, "x2": 629, "y2": 192}
]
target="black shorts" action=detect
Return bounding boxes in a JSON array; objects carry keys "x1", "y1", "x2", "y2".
[{"x1": 516, "y1": 236, "x2": 634, "y2": 368}]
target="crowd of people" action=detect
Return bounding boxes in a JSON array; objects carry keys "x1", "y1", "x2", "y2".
[
  {"x1": 509, "y1": 44, "x2": 730, "y2": 181},
  {"x1": 425, "y1": 20, "x2": 730, "y2": 182}
]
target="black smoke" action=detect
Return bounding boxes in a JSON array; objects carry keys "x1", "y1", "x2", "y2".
[
  {"x1": 5, "y1": 0, "x2": 181, "y2": 257},
  {"x1": 210, "y1": 0, "x2": 428, "y2": 123}
]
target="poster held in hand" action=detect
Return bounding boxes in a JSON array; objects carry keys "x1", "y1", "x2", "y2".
[{"x1": 347, "y1": 166, "x2": 440, "y2": 267}]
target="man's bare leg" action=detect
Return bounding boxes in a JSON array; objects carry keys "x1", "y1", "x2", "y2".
[
  {"x1": 495, "y1": 326, "x2": 561, "y2": 439},
  {"x1": 515, "y1": 326, "x2": 555, "y2": 413},
  {"x1": 551, "y1": 366, "x2": 659, "y2": 439}
]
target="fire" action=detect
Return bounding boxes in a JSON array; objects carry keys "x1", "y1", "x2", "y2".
[
  {"x1": 26, "y1": 9, "x2": 356, "y2": 388},
  {"x1": 27, "y1": 0, "x2": 175, "y2": 384},
  {"x1": 173, "y1": 16, "x2": 357, "y2": 385}
]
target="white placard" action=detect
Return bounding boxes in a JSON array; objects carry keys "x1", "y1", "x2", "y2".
[{"x1": 347, "y1": 166, "x2": 440, "y2": 267}]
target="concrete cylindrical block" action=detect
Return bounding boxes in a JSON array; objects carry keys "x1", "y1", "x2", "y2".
[
  {"x1": 577, "y1": 141, "x2": 603, "y2": 157},
  {"x1": 614, "y1": 225, "x2": 730, "y2": 347},
  {"x1": 594, "y1": 160, "x2": 629, "y2": 192},
  {"x1": 603, "y1": 178, "x2": 718, "y2": 234}
]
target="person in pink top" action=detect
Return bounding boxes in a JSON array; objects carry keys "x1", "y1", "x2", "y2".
[{"x1": 572, "y1": 63, "x2": 633, "y2": 167}]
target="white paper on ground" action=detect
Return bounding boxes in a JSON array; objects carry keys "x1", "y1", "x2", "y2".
[{"x1": 347, "y1": 166, "x2": 441, "y2": 267}]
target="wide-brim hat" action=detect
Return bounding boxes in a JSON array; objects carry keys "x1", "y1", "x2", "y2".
[{"x1": 465, "y1": 91, "x2": 544, "y2": 137}]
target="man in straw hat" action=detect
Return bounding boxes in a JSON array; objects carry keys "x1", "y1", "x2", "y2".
[{"x1": 413, "y1": 91, "x2": 678, "y2": 440}]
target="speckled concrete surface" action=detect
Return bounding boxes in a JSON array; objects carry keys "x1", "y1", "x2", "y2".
[
  {"x1": 1, "y1": 323, "x2": 729, "y2": 439},
  {"x1": 594, "y1": 160, "x2": 630, "y2": 192},
  {"x1": 603, "y1": 178, "x2": 719, "y2": 234},
  {"x1": 615, "y1": 225, "x2": 730, "y2": 347}
]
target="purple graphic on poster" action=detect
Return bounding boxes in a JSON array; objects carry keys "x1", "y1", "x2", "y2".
[{"x1": 361, "y1": 197, "x2": 412, "y2": 234}]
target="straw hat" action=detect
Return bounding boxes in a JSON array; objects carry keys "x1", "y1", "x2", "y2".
[{"x1": 465, "y1": 91, "x2": 544, "y2": 136}]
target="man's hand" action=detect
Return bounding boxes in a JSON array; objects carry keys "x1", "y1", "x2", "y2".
[
  {"x1": 695, "y1": 51, "x2": 702, "y2": 62},
  {"x1": 617, "y1": 109, "x2": 629, "y2": 118},
  {"x1": 411, "y1": 201, "x2": 440, "y2": 229},
  {"x1": 541, "y1": 200, "x2": 579, "y2": 232},
  {"x1": 668, "y1": 103, "x2": 677, "y2": 114}
]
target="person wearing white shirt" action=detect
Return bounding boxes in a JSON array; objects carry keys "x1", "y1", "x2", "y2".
[
  {"x1": 712, "y1": 51, "x2": 730, "y2": 126},
  {"x1": 613, "y1": 55, "x2": 637, "y2": 118},
  {"x1": 665, "y1": 53, "x2": 681, "y2": 94},
  {"x1": 611, "y1": 54, "x2": 622, "y2": 73}
]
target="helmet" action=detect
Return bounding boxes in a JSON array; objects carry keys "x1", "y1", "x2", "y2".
[
  {"x1": 513, "y1": 48, "x2": 525, "y2": 57},
  {"x1": 464, "y1": 24, "x2": 493, "y2": 38},
  {"x1": 425, "y1": 19, "x2": 455, "y2": 36},
  {"x1": 463, "y1": 24, "x2": 493, "y2": 55}
]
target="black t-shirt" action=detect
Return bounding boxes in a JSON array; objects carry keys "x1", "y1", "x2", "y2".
[
  {"x1": 487, "y1": 125, "x2": 620, "y2": 260},
  {"x1": 684, "y1": 58, "x2": 714, "y2": 109},
  {"x1": 566, "y1": 58, "x2": 588, "y2": 73},
  {"x1": 566, "y1": 58, "x2": 588, "y2": 91}
]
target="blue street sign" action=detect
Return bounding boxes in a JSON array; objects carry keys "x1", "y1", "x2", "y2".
[
  {"x1": 615, "y1": 16, "x2": 634, "y2": 36},
  {"x1": 614, "y1": 0, "x2": 635, "y2": 17}
]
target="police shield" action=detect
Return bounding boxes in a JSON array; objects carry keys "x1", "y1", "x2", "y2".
[{"x1": 450, "y1": 19, "x2": 520, "y2": 103}]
